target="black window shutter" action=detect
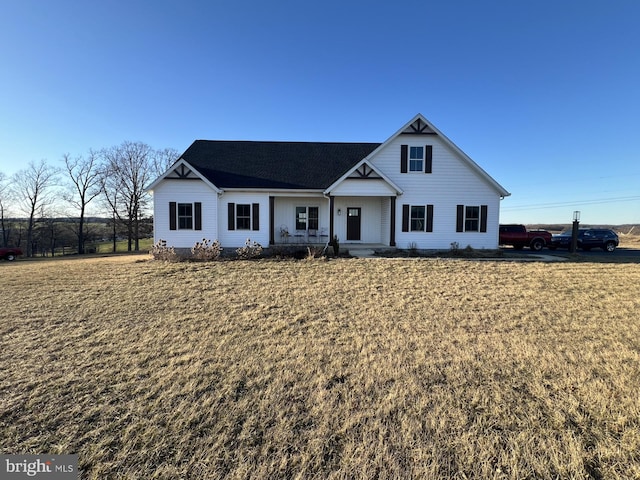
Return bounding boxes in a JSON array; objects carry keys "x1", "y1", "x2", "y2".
[
  {"x1": 400, "y1": 145, "x2": 408, "y2": 173},
  {"x1": 228, "y1": 202, "x2": 235, "y2": 231},
  {"x1": 402, "y1": 204, "x2": 409, "y2": 232},
  {"x1": 456, "y1": 205, "x2": 464, "y2": 232},
  {"x1": 480, "y1": 205, "x2": 488, "y2": 233},
  {"x1": 194, "y1": 202, "x2": 202, "y2": 230},
  {"x1": 169, "y1": 202, "x2": 177, "y2": 230},
  {"x1": 426, "y1": 204, "x2": 434, "y2": 232},
  {"x1": 425, "y1": 145, "x2": 433, "y2": 174},
  {"x1": 252, "y1": 203, "x2": 259, "y2": 231}
]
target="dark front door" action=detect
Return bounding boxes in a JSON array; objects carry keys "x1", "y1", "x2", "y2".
[{"x1": 346, "y1": 207, "x2": 361, "y2": 241}]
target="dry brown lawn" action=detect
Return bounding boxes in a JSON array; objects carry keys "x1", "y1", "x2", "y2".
[
  {"x1": 620, "y1": 232, "x2": 640, "y2": 249},
  {"x1": 1, "y1": 255, "x2": 639, "y2": 479}
]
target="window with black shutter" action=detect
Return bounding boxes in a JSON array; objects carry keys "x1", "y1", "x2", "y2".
[
  {"x1": 457, "y1": 204, "x2": 488, "y2": 232},
  {"x1": 402, "y1": 204, "x2": 434, "y2": 232}
]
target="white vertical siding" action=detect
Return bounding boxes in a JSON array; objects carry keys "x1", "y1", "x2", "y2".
[
  {"x1": 333, "y1": 197, "x2": 383, "y2": 243},
  {"x1": 273, "y1": 196, "x2": 331, "y2": 242},
  {"x1": 330, "y1": 179, "x2": 396, "y2": 196}
]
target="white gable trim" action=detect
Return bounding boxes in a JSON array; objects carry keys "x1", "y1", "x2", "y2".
[
  {"x1": 363, "y1": 113, "x2": 510, "y2": 198},
  {"x1": 324, "y1": 159, "x2": 403, "y2": 196},
  {"x1": 146, "y1": 159, "x2": 222, "y2": 194}
]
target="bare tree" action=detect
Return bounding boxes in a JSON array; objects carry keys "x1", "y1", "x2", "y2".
[
  {"x1": 151, "y1": 147, "x2": 180, "y2": 178},
  {"x1": 63, "y1": 151, "x2": 103, "y2": 254},
  {"x1": 100, "y1": 142, "x2": 155, "y2": 251},
  {"x1": 0, "y1": 172, "x2": 11, "y2": 247},
  {"x1": 11, "y1": 160, "x2": 59, "y2": 257}
]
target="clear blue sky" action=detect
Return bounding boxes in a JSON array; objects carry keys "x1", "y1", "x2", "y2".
[{"x1": 1, "y1": 0, "x2": 639, "y2": 225}]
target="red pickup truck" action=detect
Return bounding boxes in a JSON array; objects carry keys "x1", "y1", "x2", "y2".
[
  {"x1": 499, "y1": 224, "x2": 552, "y2": 251},
  {"x1": 0, "y1": 247, "x2": 23, "y2": 261}
]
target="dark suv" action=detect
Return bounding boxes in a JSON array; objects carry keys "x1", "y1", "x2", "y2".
[{"x1": 550, "y1": 228, "x2": 619, "y2": 252}]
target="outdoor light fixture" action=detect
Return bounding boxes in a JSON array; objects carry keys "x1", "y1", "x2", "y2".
[
  {"x1": 337, "y1": 208, "x2": 342, "y2": 216},
  {"x1": 573, "y1": 211, "x2": 581, "y2": 222}
]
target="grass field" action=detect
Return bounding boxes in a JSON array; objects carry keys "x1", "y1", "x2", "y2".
[{"x1": 1, "y1": 255, "x2": 639, "y2": 479}]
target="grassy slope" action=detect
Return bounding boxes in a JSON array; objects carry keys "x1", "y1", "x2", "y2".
[{"x1": 1, "y1": 256, "x2": 639, "y2": 479}]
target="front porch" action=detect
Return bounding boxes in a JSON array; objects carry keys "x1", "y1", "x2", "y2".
[{"x1": 269, "y1": 195, "x2": 398, "y2": 247}]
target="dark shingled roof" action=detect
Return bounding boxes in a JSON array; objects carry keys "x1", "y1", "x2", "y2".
[{"x1": 180, "y1": 140, "x2": 381, "y2": 189}]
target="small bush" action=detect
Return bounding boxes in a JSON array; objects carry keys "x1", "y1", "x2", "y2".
[
  {"x1": 328, "y1": 235, "x2": 340, "y2": 257},
  {"x1": 191, "y1": 239, "x2": 222, "y2": 261},
  {"x1": 151, "y1": 240, "x2": 179, "y2": 262},
  {"x1": 236, "y1": 238, "x2": 263, "y2": 260},
  {"x1": 305, "y1": 246, "x2": 326, "y2": 260}
]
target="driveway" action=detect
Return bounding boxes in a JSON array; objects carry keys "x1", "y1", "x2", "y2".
[{"x1": 502, "y1": 247, "x2": 640, "y2": 262}]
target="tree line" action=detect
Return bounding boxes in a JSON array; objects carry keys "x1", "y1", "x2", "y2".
[{"x1": 0, "y1": 142, "x2": 178, "y2": 257}]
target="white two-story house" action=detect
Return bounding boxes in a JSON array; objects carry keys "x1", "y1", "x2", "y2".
[{"x1": 146, "y1": 114, "x2": 510, "y2": 250}]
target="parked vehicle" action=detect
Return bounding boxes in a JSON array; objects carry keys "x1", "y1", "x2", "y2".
[
  {"x1": 0, "y1": 247, "x2": 23, "y2": 261},
  {"x1": 499, "y1": 224, "x2": 552, "y2": 251},
  {"x1": 549, "y1": 228, "x2": 619, "y2": 252}
]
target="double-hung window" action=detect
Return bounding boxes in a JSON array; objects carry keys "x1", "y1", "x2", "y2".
[
  {"x1": 401, "y1": 145, "x2": 433, "y2": 173},
  {"x1": 402, "y1": 204, "x2": 434, "y2": 232},
  {"x1": 456, "y1": 205, "x2": 488, "y2": 232},
  {"x1": 169, "y1": 202, "x2": 202, "y2": 230},
  {"x1": 227, "y1": 202, "x2": 260, "y2": 231},
  {"x1": 465, "y1": 206, "x2": 480, "y2": 232},
  {"x1": 295, "y1": 206, "x2": 319, "y2": 231},
  {"x1": 410, "y1": 206, "x2": 425, "y2": 231},
  {"x1": 178, "y1": 203, "x2": 193, "y2": 229},
  {"x1": 409, "y1": 147, "x2": 424, "y2": 172},
  {"x1": 236, "y1": 204, "x2": 251, "y2": 230}
]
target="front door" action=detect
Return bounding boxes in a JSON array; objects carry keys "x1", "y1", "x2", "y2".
[{"x1": 346, "y1": 207, "x2": 361, "y2": 241}]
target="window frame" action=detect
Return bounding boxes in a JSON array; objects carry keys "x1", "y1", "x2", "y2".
[
  {"x1": 402, "y1": 204, "x2": 433, "y2": 233},
  {"x1": 177, "y1": 203, "x2": 193, "y2": 230},
  {"x1": 236, "y1": 203, "x2": 252, "y2": 230},
  {"x1": 295, "y1": 206, "x2": 319, "y2": 231},
  {"x1": 457, "y1": 204, "x2": 487, "y2": 233},
  {"x1": 465, "y1": 206, "x2": 480, "y2": 232},
  {"x1": 410, "y1": 205, "x2": 426, "y2": 231},
  {"x1": 409, "y1": 146, "x2": 424, "y2": 172}
]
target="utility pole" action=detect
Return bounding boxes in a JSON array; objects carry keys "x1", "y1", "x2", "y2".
[{"x1": 570, "y1": 211, "x2": 580, "y2": 253}]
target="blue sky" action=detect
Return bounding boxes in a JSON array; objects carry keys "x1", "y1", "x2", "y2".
[{"x1": 1, "y1": 0, "x2": 639, "y2": 225}]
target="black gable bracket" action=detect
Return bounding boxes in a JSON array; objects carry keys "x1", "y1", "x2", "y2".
[
  {"x1": 355, "y1": 164, "x2": 374, "y2": 178},
  {"x1": 174, "y1": 164, "x2": 192, "y2": 178},
  {"x1": 401, "y1": 118, "x2": 437, "y2": 135}
]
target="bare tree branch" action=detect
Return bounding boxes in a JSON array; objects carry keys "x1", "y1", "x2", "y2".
[
  {"x1": 63, "y1": 150, "x2": 103, "y2": 254},
  {"x1": 11, "y1": 160, "x2": 59, "y2": 257}
]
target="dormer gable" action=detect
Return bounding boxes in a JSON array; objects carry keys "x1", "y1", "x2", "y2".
[
  {"x1": 145, "y1": 158, "x2": 222, "y2": 193},
  {"x1": 324, "y1": 159, "x2": 403, "y2": 196}
]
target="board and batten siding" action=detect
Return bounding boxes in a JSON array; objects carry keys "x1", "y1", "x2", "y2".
[
  {"x1": 152, "y1": 179, "x2": 218, "y2": 248},
  {"x1": 330, "y1": 178, "x2": 396, "y2": 197},
  {"x1": 369, "y1": 135, "x2": 502, "y2": 249},
  {"x1": 273, "y1": 196, "x2": 330, "y2": 239},
  {"x1": 333, "y1": 196, "x2": 384, "y2": 244}
]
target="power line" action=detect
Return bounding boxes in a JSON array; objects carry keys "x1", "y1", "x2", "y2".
[{"x1": 502, "y1": 195, "x2": 640, "y2": 211}]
